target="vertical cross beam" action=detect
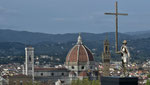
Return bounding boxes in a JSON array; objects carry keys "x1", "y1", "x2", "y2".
[
  {"x1": 115, "y1": 2, "x2": 118, "y2": 52},
  {"x1": 104, "y1": 1, "x2": 128, "y2": 53}
]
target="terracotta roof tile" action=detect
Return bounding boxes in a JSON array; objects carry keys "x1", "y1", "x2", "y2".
[{"x1": 66, "y1": 44, "x2": 94, "y2": 63}]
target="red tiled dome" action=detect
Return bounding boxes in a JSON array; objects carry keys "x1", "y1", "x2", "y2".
[
  {"x1": 66, "y1": 34, "x2": 94, "y2": 63},
  {"x1": 66, "y1": 44, "x2": 94, "y2": 62}
]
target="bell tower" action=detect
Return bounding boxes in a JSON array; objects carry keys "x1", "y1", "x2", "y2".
[
  {"x1": 25, "y1": 46, "x2": 34, "y2": 79},
  {"x1": 102, "y1": 37, "x2": 111, "y2": 76}
]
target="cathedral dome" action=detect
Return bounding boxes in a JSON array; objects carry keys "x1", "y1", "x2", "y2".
[{"x1": 66, "y1": 34, "x2": 94, "y2": 64}]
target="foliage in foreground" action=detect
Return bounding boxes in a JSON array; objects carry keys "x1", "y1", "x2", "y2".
[
  {"x1": 71, "y1": 78, "x2": 100, "y2": 85},
  {"x1": 24, "y1": 81, "x2": 41, "y2": 85},
  {"x1": 146, "y1": 80, "x2": 150, "y2": 85}
]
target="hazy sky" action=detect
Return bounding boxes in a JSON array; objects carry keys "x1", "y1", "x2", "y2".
[{"x1": 0, "y1": 0, "x2": 150, "y2": 34}]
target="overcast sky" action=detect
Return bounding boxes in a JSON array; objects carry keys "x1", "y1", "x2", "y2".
[{"x1": 0, "y1": 0, "x2": 150, "y2": 34}]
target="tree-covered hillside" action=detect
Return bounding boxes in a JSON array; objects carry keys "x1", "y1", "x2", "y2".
[{"x1": 0, "y1": 29, "x2": 150, "y2": 64}]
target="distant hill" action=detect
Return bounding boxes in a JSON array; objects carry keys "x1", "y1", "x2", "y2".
[
  {"x1": 0, "y1": 29, "x2": 150, "y2": 64},
  {"x1": 125, "y1": 30, "x2": 150, "y2": 39},
  {"x1": 0, "y1": 29, "x2": 54, "y2": 44},
  {"x1": 0, "y1": 29, "x2": 133, "y2": 44}
]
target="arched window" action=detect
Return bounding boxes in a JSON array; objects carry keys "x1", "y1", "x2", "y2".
[
  {"x1": 105, "y1": 46, "x2": 108, "y2": 51},
  {"x1": 29, "y1": 55, "x2": 32, "y2": 61},
  {"x1": 72, "y1": 66, "x2": 74, "y2": 69},
  {"x1": 62, "y1": 73, "x2": 64, "y2": 76},
  {"x1": 41, "y1": 73, "x2": 43, "y2": 76},
  {"x1": 81, "y1": 66, "x2": 84, "y2": 69},
  {"x1": 51, "y1": 73, "x2": 54, "y2": 76}
]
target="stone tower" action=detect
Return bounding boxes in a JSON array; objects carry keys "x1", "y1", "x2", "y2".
[
  {"x1": 102, "y1": 38, "x2": 111, "y2": 76},
  {"x1": 25, "y1": 46, "x2": 34, "y2": 80}
]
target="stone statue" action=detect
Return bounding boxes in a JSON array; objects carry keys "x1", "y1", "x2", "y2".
[{"x1": 119, "y1": 40, "x2": 130, "y2": 77}]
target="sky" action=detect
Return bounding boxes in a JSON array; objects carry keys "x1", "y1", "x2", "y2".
[{"x1": 0, "y1": 0, "x2": 150, "y2": 34}]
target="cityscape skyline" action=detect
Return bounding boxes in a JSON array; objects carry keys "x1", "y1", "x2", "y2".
[{"x1": 0, "y1": 0, "x2": 150, "y2": 85}]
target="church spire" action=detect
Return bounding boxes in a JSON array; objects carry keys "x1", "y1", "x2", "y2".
[
  {"x1": 104, "y1": 33, "x2": 109, "y2": 46},
  {"x1": 77, "y1": 33, "x2": 82, "y2": 45}
]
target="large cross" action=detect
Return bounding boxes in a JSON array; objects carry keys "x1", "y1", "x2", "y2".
[{"x1": 104, "y1": 1, "x2": 128, "y2": 53}]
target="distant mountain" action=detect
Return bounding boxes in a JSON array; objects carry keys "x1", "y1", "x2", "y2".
[
  {"x1": 0, "y1": 37, "x2": 150, "y2": 64},
  {"x1": 0, "y1": 29, "x2": 54, "y2": 44},
  {"x1": 0, "y1": 29, "x2": 133, "y2": 44},
  {"x1": 125, "y1": 30, "x2": 150, "y2": 39},
  {"x1": 0, "y1": 29, "x2": 150, "y2": 64}
]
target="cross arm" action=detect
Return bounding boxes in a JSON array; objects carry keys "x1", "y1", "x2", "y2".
[
  {"x1": 104, "y1": 13, "x2": 116, "y2": 15},
  {"x1": 104, "y1": 13, "x2": 128, "y2": 16}
]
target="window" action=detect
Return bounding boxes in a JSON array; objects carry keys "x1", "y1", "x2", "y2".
[
  {"x1": 51, "y1": 73, "x2": 54, "y2": 76},
  {"x1": 105, "y1": 46, "x2": 108, "y2": 51},
  {"x1": 72, "y1": 66, "x2": 74, "y2": 69},
  {"x1": 62, "y1": 73, "x2": 64, "y2": 76},
  {"x1": 81, "y1": 66, "x2": 84, "y2": 69},
  {"x1": 29, "y1": 55, "x2": 32, "y2": 61},
  {"x1": 41, "y1": 73, "x2": 43, "y2": 76}
]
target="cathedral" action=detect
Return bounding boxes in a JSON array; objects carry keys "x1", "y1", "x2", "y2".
[
  {"x1": 65, "y1": 34, "x2": 98, "y2": 80},
  {"x1": 23, "y1": 34, "x2": 98, "y2": 84}
]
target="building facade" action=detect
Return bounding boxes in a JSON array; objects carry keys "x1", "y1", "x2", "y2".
[{"x1": 23, "y1": 34, "x2": 98, "y2": 84}]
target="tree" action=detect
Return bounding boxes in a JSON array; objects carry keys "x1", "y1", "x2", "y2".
[
  {"x1": 91, "y1": 80, "x2": 96, "y2": 85},
  {"x1": 24, "y1": 81, "x2": 41, "y2": 85},
  {"x1": 82, "y1": 78, "x2": 91, "y2": 85},
  {"x1": 147, "y1": 74, "x2": 150, "y2": 78},
  {"x1": 71, "y1": 78, "x2": 100, "y2": 85},
  {"x1": 95, "y1": 80, "x2": 100, "y2": 85},
  {"x1": 71, "y1": 80, "x2": 76, "y2": 85},
  {"x1": 146, "y1": 80, "x2": 150, "y2": 85},
  {"x1": 76, "y1": 79, "x2": 82, "y2": 85}
]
